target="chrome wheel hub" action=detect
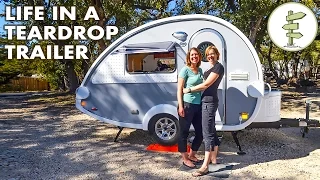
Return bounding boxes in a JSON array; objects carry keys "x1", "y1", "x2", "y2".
[{"x1": 155, "y1": 117, "x2": 177, "y2": 140}]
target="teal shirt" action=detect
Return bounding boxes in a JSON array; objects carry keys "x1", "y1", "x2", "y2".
[{"x1": 178, "y1": 66, "x2": 203, "y2": 104}]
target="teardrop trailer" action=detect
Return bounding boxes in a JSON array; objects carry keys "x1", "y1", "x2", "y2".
[{"x1": 75, "y1": 14, "x2": 319, "y2": 154}]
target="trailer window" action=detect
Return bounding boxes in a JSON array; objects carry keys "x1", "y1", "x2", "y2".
[{"x1": 126, "y1": 51, "x2": 176, "y2": 73}]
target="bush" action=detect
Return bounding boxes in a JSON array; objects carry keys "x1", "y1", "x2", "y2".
[
  {"x1": 298, "y1": 79, "x2": 316, "y2": 87},
  {"x1": 0, "y1": 84, "x2": 23, "y2": 93}
]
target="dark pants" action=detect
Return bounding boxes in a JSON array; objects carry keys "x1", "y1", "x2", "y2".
[
  {"x1": 202, "y1": 102, "x2": 220, "y2": 151},
  {"x1": 178, "y1": 102, "x2": 203, "y2": 152}
]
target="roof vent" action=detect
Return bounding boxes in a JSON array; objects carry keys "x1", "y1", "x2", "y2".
[{"x1": 229, "y1": 72, "x2": 249, "y2": 80}]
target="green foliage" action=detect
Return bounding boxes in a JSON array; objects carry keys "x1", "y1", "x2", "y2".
[{"x1": 0, "y1": 34, "x2": 34, "y2": 84}]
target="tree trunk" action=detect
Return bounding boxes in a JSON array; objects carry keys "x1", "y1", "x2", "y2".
[
  {"x1": 266, "y1": 42, "x2": 279, "y2": 81},
  {"x1": 283, "y1": 51, "x2": 290, "y2": 79},
  {"x1": 91, "y1": 0, "x2": 107, "y2": 52},
  {"x1": 64, "y1": 61, "x2": 79, "y2": 93},
  {"x1": 81, "y1": 49, "x2": 91, "y2": 83},
  {"x1": 293, "y1": 51, "x2": 302, "y2": 78},
  {"x1": 63, "y1": 75, "x2": 68, "y2": 91},
  {"x1": 58, "y1": 76, "x2": 66, "y2": 91},
  {"x1": 248, "y1": 15, "x2": 263, "y2": 45},
  {"x1": 279, "y1": 60, "x2": 285, "y2": 79},
  {"x1": 55, "y1": 40, "x2": 78, "y2": 92}
]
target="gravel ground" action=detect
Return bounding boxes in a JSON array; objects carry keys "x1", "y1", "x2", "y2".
[{"x1": 0, "y1": 91, "x2": 319, "y2": 180}]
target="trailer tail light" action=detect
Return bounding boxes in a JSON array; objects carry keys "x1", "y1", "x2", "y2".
[
  {"x1": 81, "y1": 100, "x2": 87, "y2": 107},
  {"x1": 240, "y1": 112, "x2": 249, "y2": 121}
]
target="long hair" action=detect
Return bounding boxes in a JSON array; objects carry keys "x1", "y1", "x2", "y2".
[
  {"x1": 186, "y1": 47, "x2": 202, "y2": 67},
  {"x1": 205, "y1": 45, "x2": 220, "y2": 60}
]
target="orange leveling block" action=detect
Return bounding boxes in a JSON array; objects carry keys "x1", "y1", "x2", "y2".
[{"x1": 146, "y1": 144, "x2": 191, "y2": 153}]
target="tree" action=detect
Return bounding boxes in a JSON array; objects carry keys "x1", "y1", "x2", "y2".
[{"x1": 0, "y1": 35, "x2": 34, "y2": 84}]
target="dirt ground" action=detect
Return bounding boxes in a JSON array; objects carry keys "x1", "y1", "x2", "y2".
[{"x1": 0, "y1": 89, "x2": 319, "y2": 180}]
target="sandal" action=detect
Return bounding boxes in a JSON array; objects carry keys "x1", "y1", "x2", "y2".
[
  {"x1": 189, "y1": 156, "x2": 201, "y2": 163},
  {"x1": 182, "y1": 162, "x2": 196, "y2": 169},
  {"x1": 190, "y1": 159, "x2": 203, "y2": 164},
  {"x1": 192, "y1": 169, "x2": 209, "y2": 177}
]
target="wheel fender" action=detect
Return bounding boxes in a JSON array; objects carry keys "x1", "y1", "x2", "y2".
[{"x1": 142, "y1": 104, "x2": 178, "y2": 131}]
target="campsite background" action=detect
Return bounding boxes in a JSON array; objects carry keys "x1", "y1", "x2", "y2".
[{"x1": 0, "y1": 0, "x2": 319, "y2": 93}]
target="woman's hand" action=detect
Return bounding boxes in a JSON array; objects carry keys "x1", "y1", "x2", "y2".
[
  {"x1": 178, "y1": 106, "x2": 185, "y2": 117},
  {"x1": 183, "y1": 88, "x2": 188, "y2": 94}
]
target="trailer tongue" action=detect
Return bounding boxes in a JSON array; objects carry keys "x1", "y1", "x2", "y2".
[
  {"x1": 211, "y1": 100, "x2": 319, "y2": 156},
  {"x1": 248, "y1": 100, "x2": 320, "y2": 137}
]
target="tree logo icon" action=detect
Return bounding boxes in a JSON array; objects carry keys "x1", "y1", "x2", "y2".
[{"x1": 268, "y1": 2, "x2": 318, "y2": 52}]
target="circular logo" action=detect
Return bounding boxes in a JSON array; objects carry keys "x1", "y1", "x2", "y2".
[
  {"x1": 268, "y1": 2, "x2": 318, "y2": 52},
  {"x1": 197, "y1": 41, "x2": 214, "y2": 62}
]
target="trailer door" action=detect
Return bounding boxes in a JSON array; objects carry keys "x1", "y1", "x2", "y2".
[{"x1": 188, "y1": 28, "x2": 226, "y2": 125}]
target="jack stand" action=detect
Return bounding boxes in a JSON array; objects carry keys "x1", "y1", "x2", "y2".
[
  {"x1": 114, "y1": 126, "x2": 124, "y2": 142},
  {"x1": 301, "y1": 100, "x2": 311, "y2": 138},
  {"x1": 300, "y1": 126, "x2": 309, "y2": 138},
  {"x1": 231, "y1": 131, "x2": 246, "y2": 155}
]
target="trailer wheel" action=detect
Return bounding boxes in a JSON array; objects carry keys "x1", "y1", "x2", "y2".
[{"x1": 148, "y1": 114, "x2": 180, "y2": 146}]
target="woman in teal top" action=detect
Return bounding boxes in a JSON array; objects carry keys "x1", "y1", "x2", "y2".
[{"x1": 177, "y1": 47, "x2": 204, "y2": 169}]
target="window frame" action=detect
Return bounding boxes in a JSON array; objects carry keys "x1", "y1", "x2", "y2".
[{"x1": 125, "y1": 47, "x2": 177, "y2": 74}]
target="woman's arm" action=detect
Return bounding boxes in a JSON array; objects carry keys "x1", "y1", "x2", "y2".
[
  {"x1": 177, "y1": 77, "x2": 185, "y2": 117},
  {"x1": 184, "y1": 72, "x2": 219, "y2": 93}
]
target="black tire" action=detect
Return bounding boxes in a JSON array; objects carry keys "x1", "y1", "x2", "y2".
[{"x1": 148, "y1": 113, "x2": 180, "y2": 146}]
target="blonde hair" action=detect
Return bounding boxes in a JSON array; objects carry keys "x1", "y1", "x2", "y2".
[
  {"x1": 205, "y1": 45, "x2": 220, "y2": 60},
  {"x1": 186, "y1": 47, "x2": 202, "y2": 67}
]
